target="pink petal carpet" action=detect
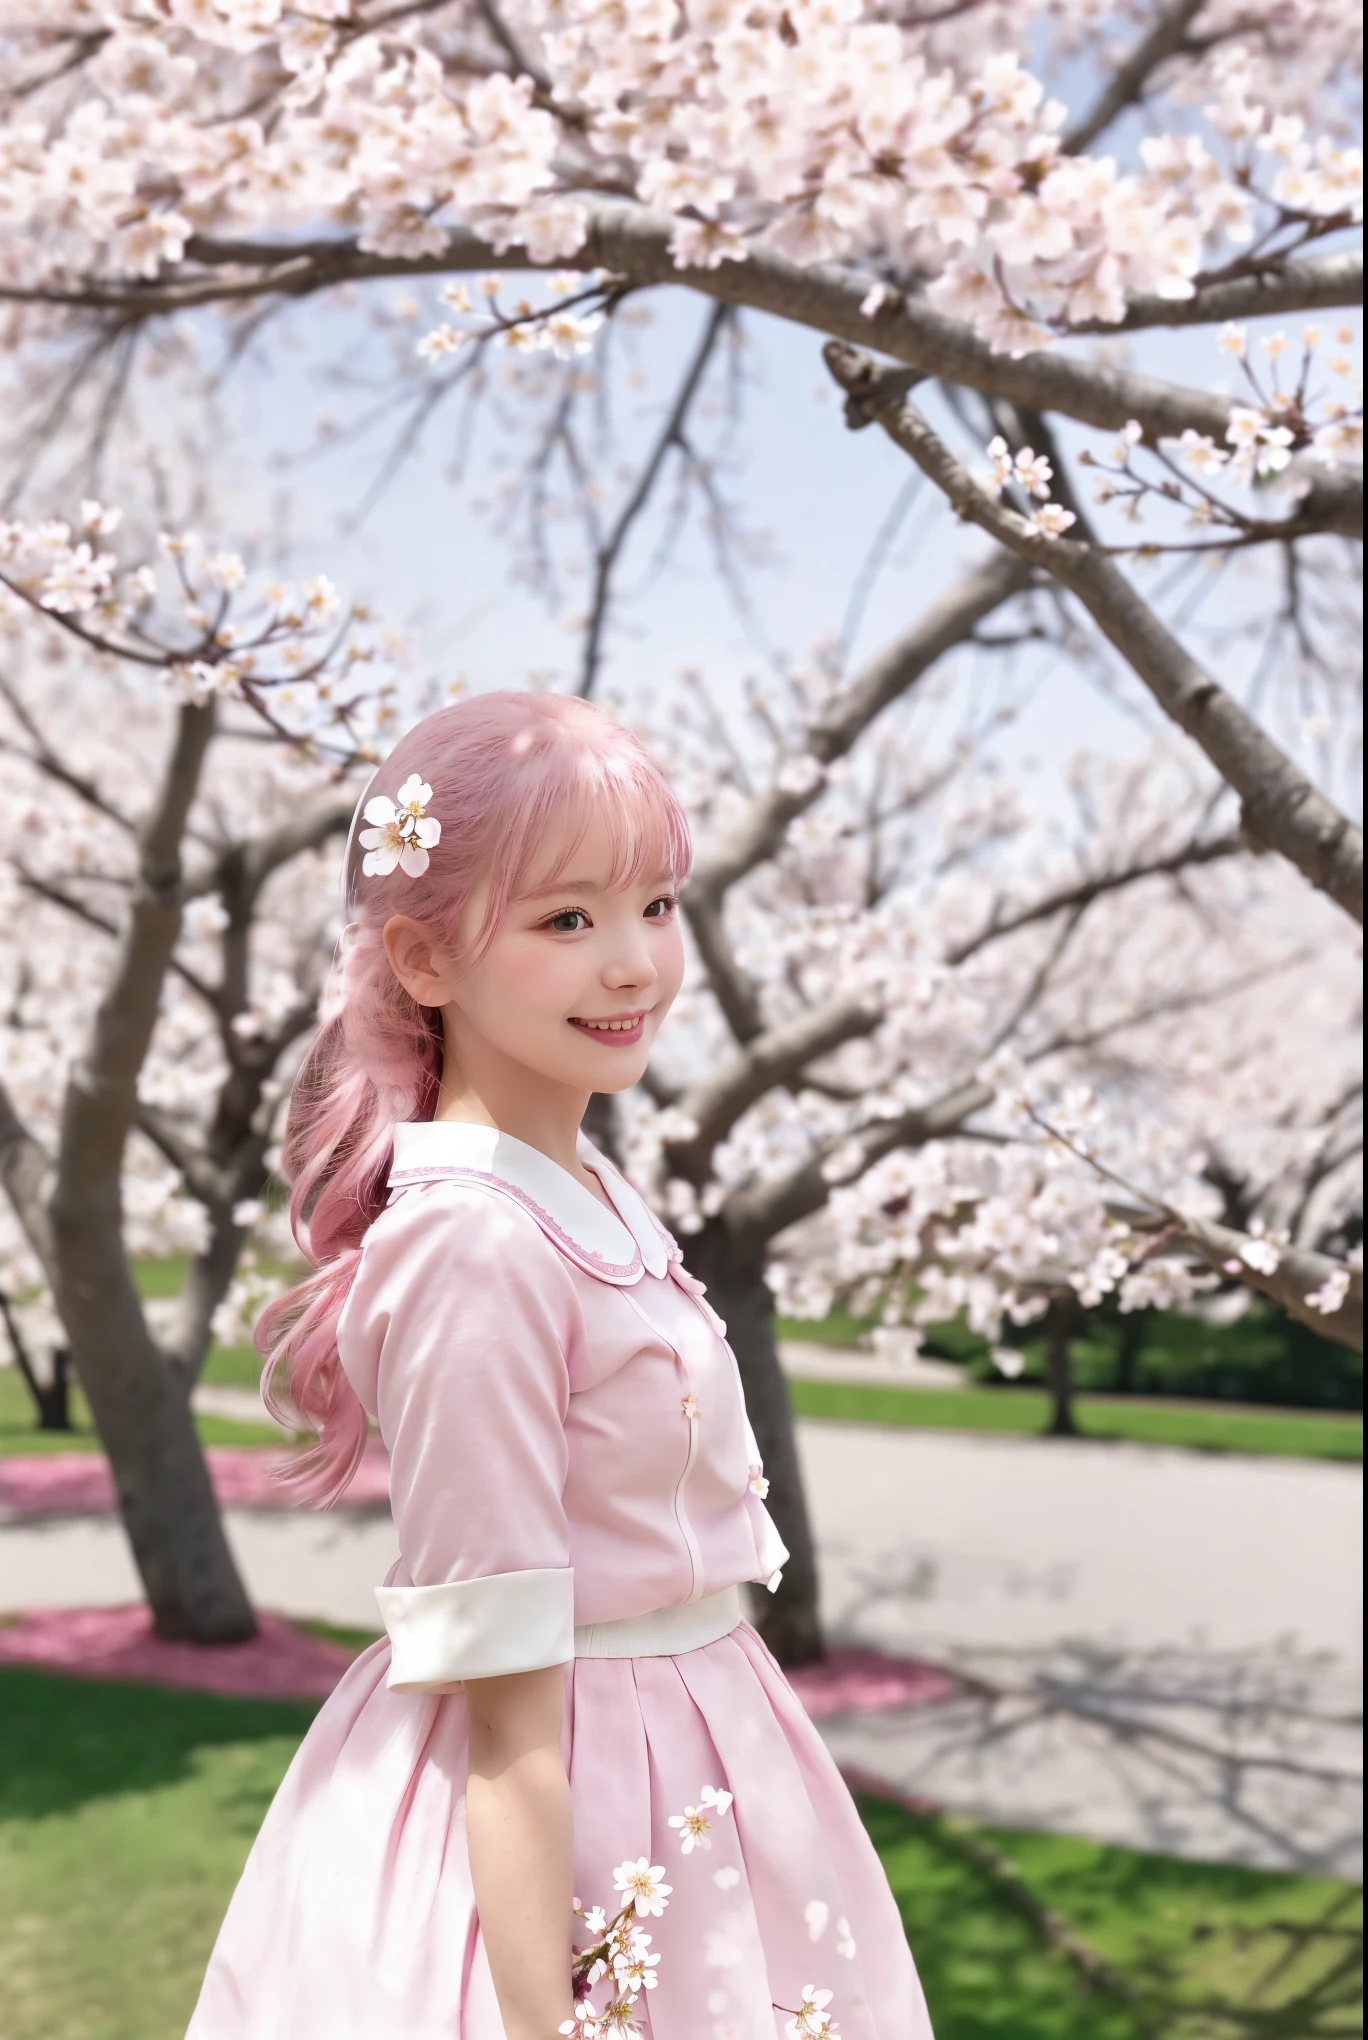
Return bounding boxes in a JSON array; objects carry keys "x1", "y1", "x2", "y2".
[
  {"x1": 0, "y1": 1601, "x2": 958, "y2": 1712},
  {"x1": 0, "y1": 1441, "x2": 392, "y2": 1517},
  {"x1": 1, "y1": 1443, "x2": 959, "y2": 1711}
]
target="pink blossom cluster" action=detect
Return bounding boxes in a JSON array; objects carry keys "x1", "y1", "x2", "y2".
[
  {"x1": 0, "y1": 505, "x2": 403, "y2": 747},
  {"x1": 0, "y1": 4, "x2": 1359, "y2": 355}
]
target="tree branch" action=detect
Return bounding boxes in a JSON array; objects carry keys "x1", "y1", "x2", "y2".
[
  {"x1": 184, "y1": 790, "x2": 356, "y2": 909},
  {"x1": 53, "y1": 701, "x2": 216, "y2": 1251},
  {"x1": 669, "y1": 993, "x2": 885, "y2": 1178},
  {"x1": 0, "y1": 670, "x2": 137, "y2": 833},
  {"x1": 9, "y1": 203, "x2": 1344, "y2": 451},
  {"x1": 825, "y1": 342, "x2": 1363, "y2": 924},
  {"x1": 685, "y1": 547, "x2": 1032, "y2": 1042},
  {"x1": 947, "y1": 830, "x2": 1247, "y2": 965},
  {"x1": 0, "y1": 1079, "x2": 56, "y2": 1276},
  {"x1": 724, "y1": 1076, "x2": 996, "y2": 1250},
  {"x1": 1098, "y1": 251, "x2": 1364, "y2": 333},
  {"x1": 1063, "y1": 0, "x2": 1212, "y2": 155},
  {"x1": 578, "y1": 300, "x2": 730, "y2": 698}
]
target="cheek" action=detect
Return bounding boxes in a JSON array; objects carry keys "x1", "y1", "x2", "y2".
[
  {"x1": 468, "y1": 941, "x2": 580, "y2": 1027},
  {"x1": 656, "y1": 923, "x2": 687, "y2": 1002}
]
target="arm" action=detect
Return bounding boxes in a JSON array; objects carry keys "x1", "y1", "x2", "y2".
[{"x1": 466, "y1": 1664, "x2": 575, "y2": 2040}]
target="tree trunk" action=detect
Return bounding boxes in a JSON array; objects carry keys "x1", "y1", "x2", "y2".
[
  {"x1": 1115, "y1": 1310, "x2": 1146, "y2": 1396},
  {"x1": 1, "y1": 1288, "x2": 75, "y2": 1430},
  {"x1": 69, "y1": 1321, "x2": 257, "y2": 1643},
  {"x1": 52, "y1": 1201, "x2": 256, "y2": 1644},
  {"x1": 32, "y1": 1346, "x2": 73, "y2": 1431},
  {"x1": 1044, "y1": 1295, "x2": 1079, "y2": 1437},
  {"x1": 684, "y1": 1218, "x2": 823, "y2": 1666}
]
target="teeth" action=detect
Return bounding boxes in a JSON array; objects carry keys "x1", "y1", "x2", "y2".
[{"x1": 577, "y1": 1017, "x2": 639, "y2": 1031}]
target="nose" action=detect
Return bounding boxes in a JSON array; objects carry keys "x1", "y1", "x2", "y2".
[{"x1": 601, "y1": 921, "x2": 659, "y2": 993}]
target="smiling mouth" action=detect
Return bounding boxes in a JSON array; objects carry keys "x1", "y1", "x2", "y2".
[{"x1": 569, "y1": 1011, "x2": 648, "y2": 1043}]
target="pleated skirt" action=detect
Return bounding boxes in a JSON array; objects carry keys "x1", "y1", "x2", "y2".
[{"x1": 186, "y1": 1622, "x2": 934, "y2": 2040}]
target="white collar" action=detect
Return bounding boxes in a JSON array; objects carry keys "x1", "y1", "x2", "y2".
[{"x1": 388, "y1": 1120, "x2": 672, "y2": 1285}]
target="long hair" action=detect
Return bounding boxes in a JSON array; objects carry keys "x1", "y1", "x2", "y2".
[{"x1": 258, "y1": 691, "x2": 692, "y2": 1502}]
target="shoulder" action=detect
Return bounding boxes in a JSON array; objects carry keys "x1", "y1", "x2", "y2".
[
  {"x1": 348, "y1": 1183, "x2": 583, "y2": 1321},
  {"x1": 339, "y1": 1178, "x2": 579, "y2": 1410},
  {"x1": 359, "y1": 1176, "x2": 579, "y2": 1295}
]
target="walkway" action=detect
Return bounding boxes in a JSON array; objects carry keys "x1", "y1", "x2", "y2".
[{"x1": 2, "y1": 1419, "x2": 1359, "y2": 1875}]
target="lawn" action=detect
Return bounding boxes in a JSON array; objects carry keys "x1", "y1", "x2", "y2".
[
  {"x1": 0, "y1": 1366, "x2": 276, "y2": 1456},
  {"x1": 789, "y1": 1377, "x2": 1365, "y2": 1461},
  {"x1": 0, "y1": 1667, "x2": 1359, "y2": 2040},
  {"x1": 5, "y1": 1348, "x2": 1362, "y2": 1462}
]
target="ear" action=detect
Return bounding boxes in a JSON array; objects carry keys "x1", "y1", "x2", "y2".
[{"x1": 382, "y1": 915, "x2": 452, "y2": 1009}]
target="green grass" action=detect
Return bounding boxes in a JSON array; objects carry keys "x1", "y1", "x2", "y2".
[
  {"x1": 0, "y1": 1669, "x2": 1358, "y2": 2040},
  {"x1": 0, "y1": 1365, "x2": 277, "y2": 1456},
  {"x1": 789, "y1": 1376, "x2": 1365, "y2": 1460},
  {"x1": 865, "y1": 1795, "x2": 1362, "y2": 2039}
]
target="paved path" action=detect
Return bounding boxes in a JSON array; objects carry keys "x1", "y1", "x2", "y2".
[
  {"x1": 3, "y1": 1422, "x2": 1359, "y2": 1874},
  {"x1": 799, "y1": 1423, "x2": 1362, "y2": 1877}
]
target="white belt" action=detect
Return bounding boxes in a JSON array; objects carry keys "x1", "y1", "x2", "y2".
[{"x1": 573, "y1": 1585, "x2": 741, "y2": 1659}]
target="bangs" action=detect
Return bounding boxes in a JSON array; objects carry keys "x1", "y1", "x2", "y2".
[
  {"x1": 476, "y1": 727, "x2": 692, "y2": 944},
  {"x1": 517, "y1": 751, "x2": 692, "y2": 897}
]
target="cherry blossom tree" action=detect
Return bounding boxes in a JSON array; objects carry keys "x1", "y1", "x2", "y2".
[
  {"x1": 0, "y1": 508, "x2": 400, "y2": 1641},
  {"x1": 0, "y1": 0, "x2": 1361, "y2": 1660}
]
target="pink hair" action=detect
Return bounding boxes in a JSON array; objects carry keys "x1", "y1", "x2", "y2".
[{"x1": 258, "y1": 691, "x2": 692, "y2": 1503}]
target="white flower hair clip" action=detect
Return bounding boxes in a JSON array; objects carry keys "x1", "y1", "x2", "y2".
[{"x1": 359, "y1": 773, "x2": 442, "y2": 879}]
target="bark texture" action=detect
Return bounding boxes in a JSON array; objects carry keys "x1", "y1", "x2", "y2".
[
  {"x1": 684, "y1": 1219, "x2": 823, "y2": 1666},
  {"x1": 1, "y1": 700, "x2": 257, "y2": 1643}
]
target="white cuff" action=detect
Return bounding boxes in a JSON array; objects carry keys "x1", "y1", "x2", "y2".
[{"x1": 376, "y1": 1566, "x2": 575, "y2": 1692}]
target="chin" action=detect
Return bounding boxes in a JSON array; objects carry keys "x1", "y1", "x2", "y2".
[
  {"x1": 592, "y1": 1062, "x2": 650, "y2": 1094},
  {"x1": 567, "y1": 1039, "x2": 654, "y2": 1093}
]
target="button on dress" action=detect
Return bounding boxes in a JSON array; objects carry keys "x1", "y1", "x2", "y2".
[{"x1": 187, "y1": 1121, "x2": 934, "y2": 2040}]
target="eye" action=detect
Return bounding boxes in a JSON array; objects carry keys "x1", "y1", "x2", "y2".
[
  {"x1": 644, "y1": 895, "x2": 678, "y2": 921},
  {"x1": 544, "y1": 907, "x2": 590, "y2": 934}
]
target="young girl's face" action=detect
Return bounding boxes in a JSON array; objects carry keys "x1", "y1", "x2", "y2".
[{"x1": 398, "y1": 804, "x2": 686, "y2": 1096}]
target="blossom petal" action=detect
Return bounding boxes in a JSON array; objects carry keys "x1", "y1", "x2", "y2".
[
  {"x1": 362, "y1": 794, "x2": 398, "y2": 827},
  {"x1": 397, "y1": 842, "x2": 431, "y2": 877}
]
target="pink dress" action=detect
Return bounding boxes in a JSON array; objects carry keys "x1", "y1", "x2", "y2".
[{"x1": 187, "y1": 1122, "x2": 934, "y2": 2040}]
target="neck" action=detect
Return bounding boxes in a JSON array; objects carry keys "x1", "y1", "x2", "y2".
[{"x1": 432, "y1": 1017, "x2": 590, "y2": 1180}]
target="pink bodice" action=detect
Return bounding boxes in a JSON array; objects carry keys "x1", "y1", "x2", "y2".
[{"x1": 336, "y1": 1120, "x2": 787, "y2": 1689}]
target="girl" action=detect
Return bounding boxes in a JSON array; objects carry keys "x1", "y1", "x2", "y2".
[{"x1": 187, "y1": 692, "x2": 933, "y2": 2040}]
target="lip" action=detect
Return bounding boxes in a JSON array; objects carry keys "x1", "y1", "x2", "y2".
[{"x1": 568, "y1": 1010, "x2": 649, "y2": 1047}]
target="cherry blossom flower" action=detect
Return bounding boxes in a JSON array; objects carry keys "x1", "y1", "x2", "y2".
[
  {"x1": 1177, "y1": 431, "x2": 1229, "y2": 476},
  {"x1": 1012, "y1": 448, "x2": 1054, "y2": 499},
  {"x1": 1313, "y1": 417, "x2": 1364, "y2": 467},
  {"x1": 1027, "y1": 503, "x2": 1076, "y2": 538},
  {"x1": 359, "y1": 773, "x2": 442, "y2": 878},
  {"x1": 611, "y1": 1930, "x2": 661, "y2": 1993},
  {"x1": 1239, "y1": 1225, "x2": 1284, "y2": 1276},
  {"x1": 669, "y1": 1805, "x2": 714, "y2": 1852},
  {"x1": 1304, "y1": 1267, "x2": 1350, "y2": 1314},
  {"x1": 786, "y1": 1983, "x2": 839, "y2": 2040},
  {"x1": 37, "y1": 543, "x2": 115, "y2": 615},
  {"x1": 416, "y1": 324, "x2": 467, "y2": 362},
  {"x1": 611, "y1": 1860, "x2": 672, "y2": 1917}
]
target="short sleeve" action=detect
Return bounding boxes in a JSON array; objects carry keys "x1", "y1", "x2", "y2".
[{"x1": 338, "y1": 1183, "x2": 578, "y2": 1692}]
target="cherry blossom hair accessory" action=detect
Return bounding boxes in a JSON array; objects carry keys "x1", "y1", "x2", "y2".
[
  {"x1": 359, "y1": 773, "x2": 442, "y2": 879},
  {"x1": 339, "y1": 770, "x2": 443, "y2": 924}
]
